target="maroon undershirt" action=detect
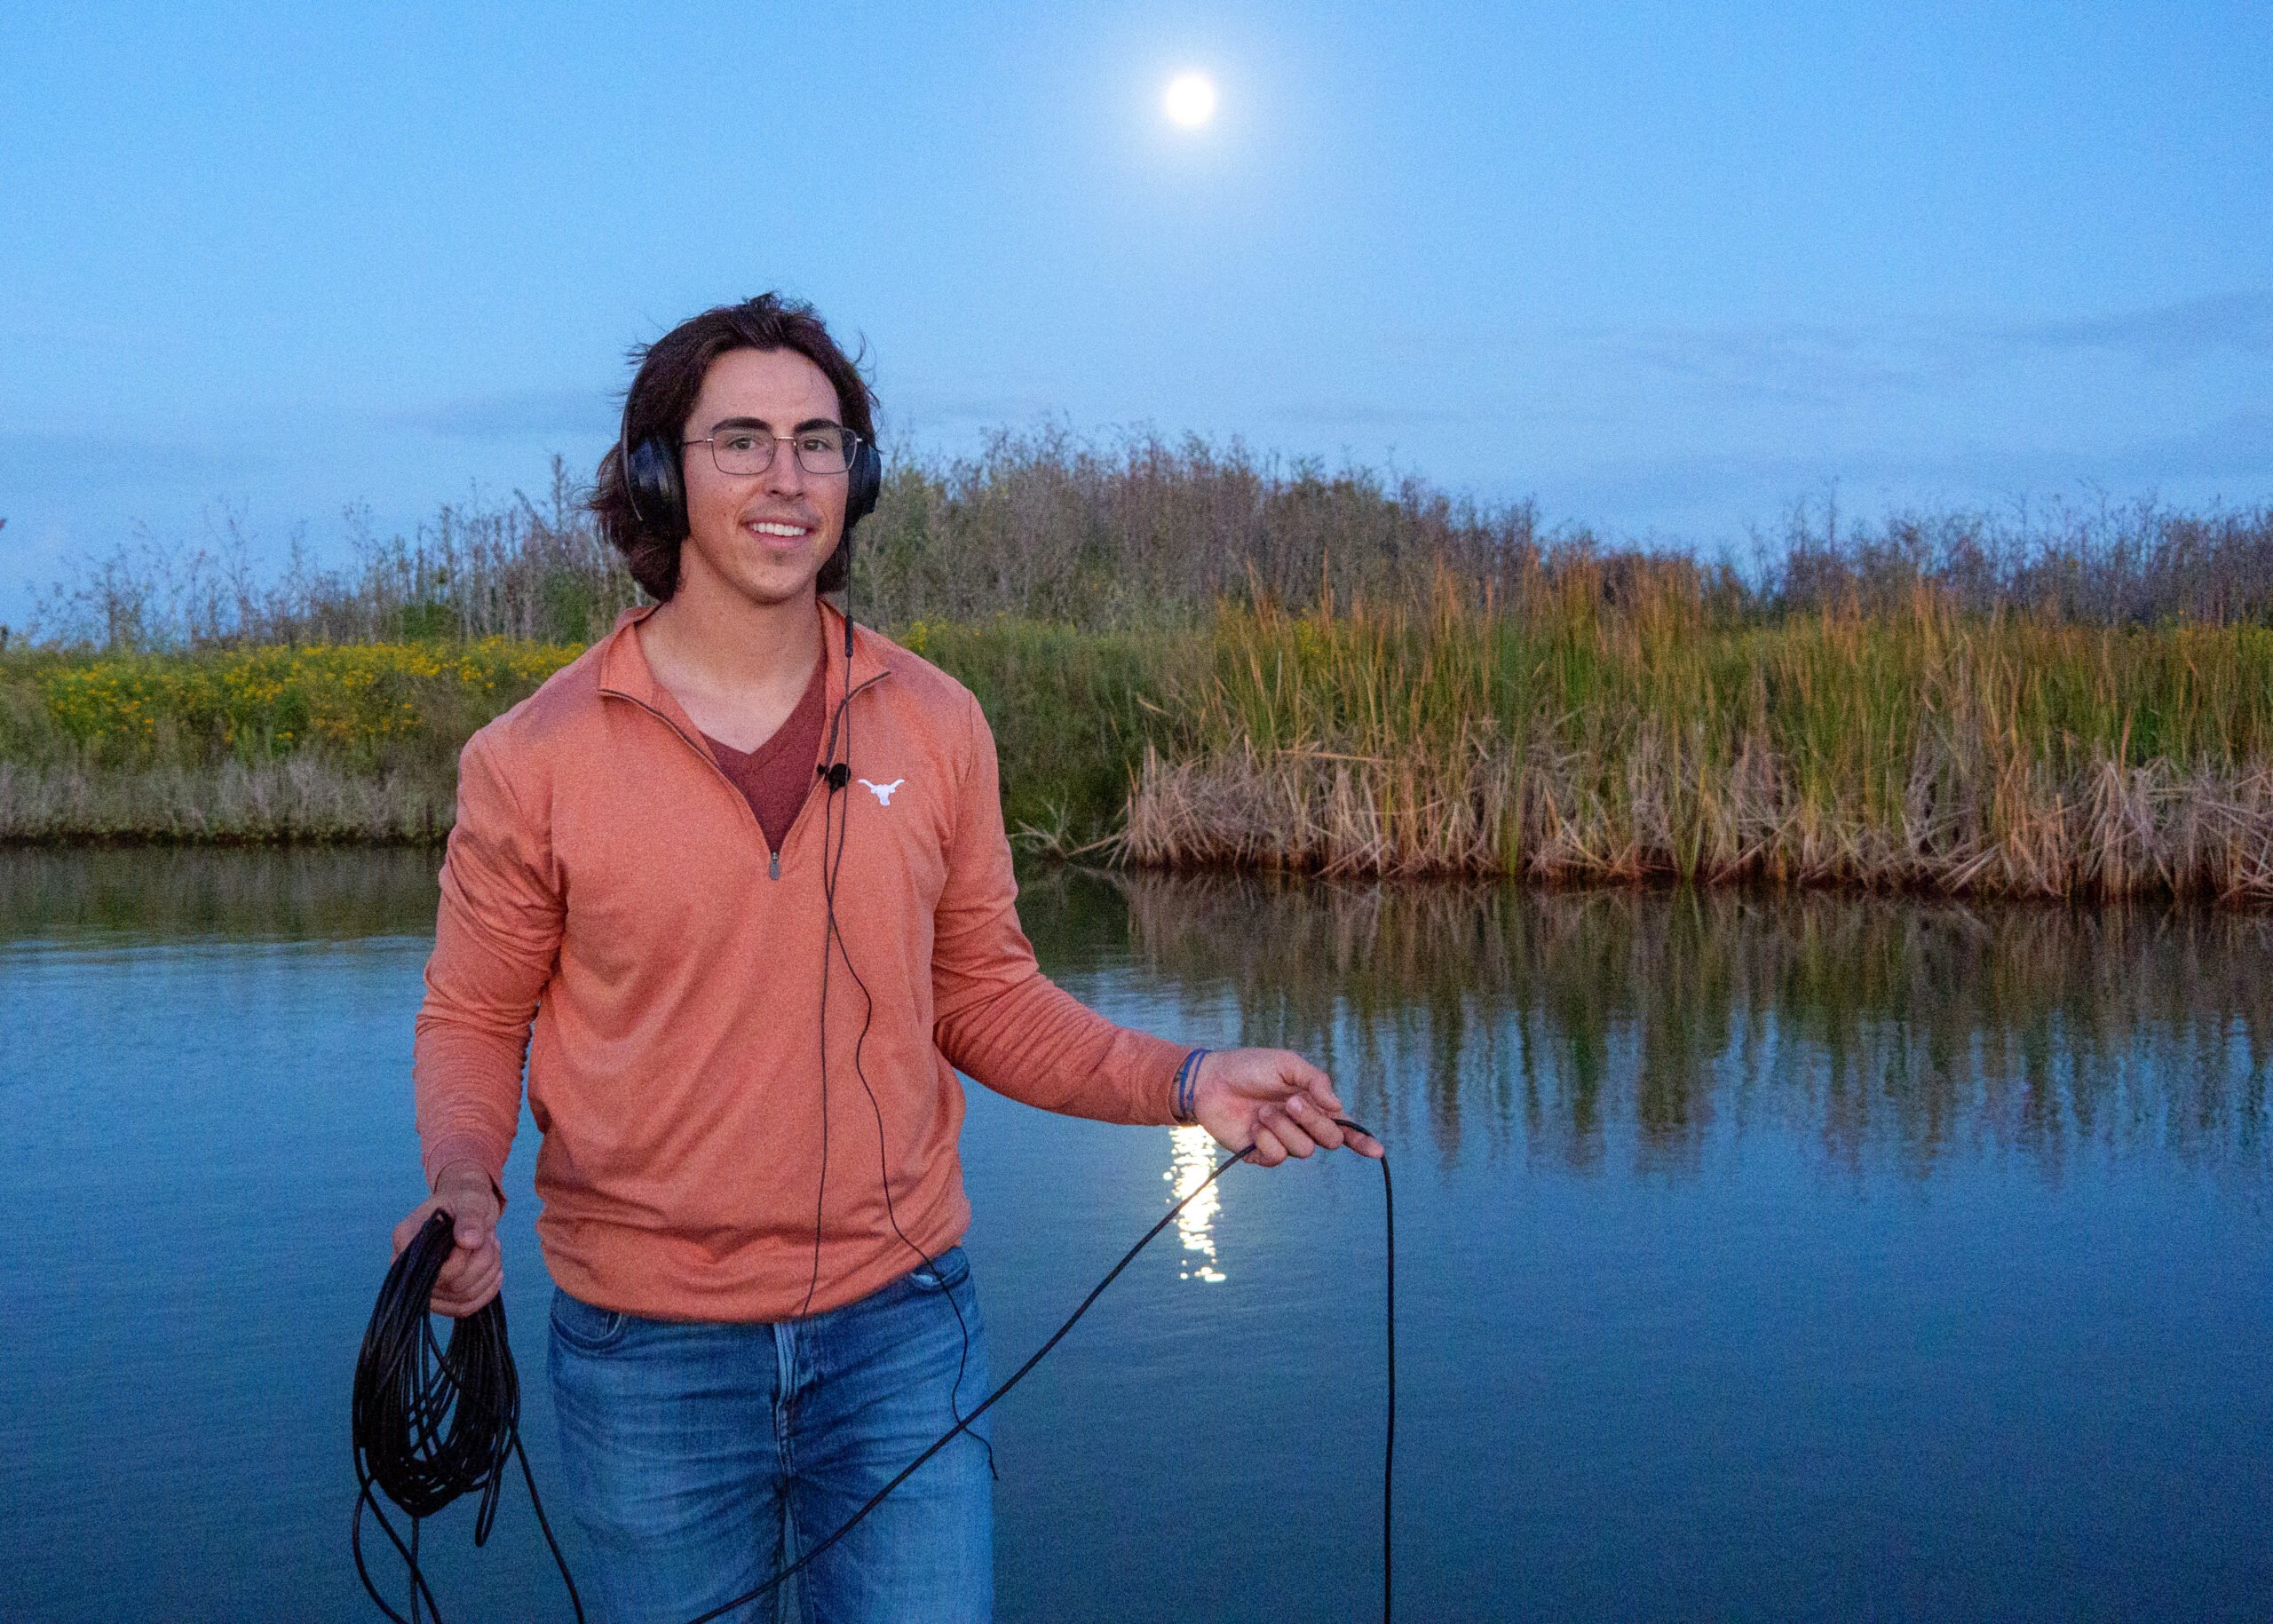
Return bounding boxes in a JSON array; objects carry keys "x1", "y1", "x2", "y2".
[{"x1": 701, "y1": 653, "x2": 829, "y2": 854}]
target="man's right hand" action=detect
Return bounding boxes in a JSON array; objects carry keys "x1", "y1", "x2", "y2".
[{"x1": 392, "y1": 1161, "x2": 503, "y2": 1318}]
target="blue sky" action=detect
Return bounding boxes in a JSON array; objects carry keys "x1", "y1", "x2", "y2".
[{"x1": 2, "y1": 0, "x2": 2268, "y2": 627}]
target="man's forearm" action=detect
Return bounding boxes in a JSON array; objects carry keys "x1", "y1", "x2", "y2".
[
  {"x1": 938, "y1": 970, "x2": 1191, "y2": 1124},
  {"x1": 413, "y1": 1015, "x2": 529, "y2": 1193}
]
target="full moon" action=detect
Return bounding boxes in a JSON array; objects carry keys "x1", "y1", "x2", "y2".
[{"x1": 1164, "y1": 72, "x2": 1216, "y2": 128}]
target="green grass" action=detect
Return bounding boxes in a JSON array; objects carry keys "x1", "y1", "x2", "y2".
[
  {"x1": 896, "y1": 618, "x2": 1195, "y2": 850},
  {"x1": 0, "y1": 623, "x2": 1186, "y2": 848}
]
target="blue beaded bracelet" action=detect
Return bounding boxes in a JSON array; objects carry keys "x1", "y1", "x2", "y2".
[{"x1": 1173, "y1": 1048, "x2": 1209, "y2": 1124}]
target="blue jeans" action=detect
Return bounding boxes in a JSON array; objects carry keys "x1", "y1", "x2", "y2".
[{"x1": 547, "y1": 1248, "x2": 994, "y2": 1624}]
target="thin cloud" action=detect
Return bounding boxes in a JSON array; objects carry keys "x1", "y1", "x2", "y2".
[
  {"x1": 1604, "y1": 291, "x2": 2273, "y2": 400},
  {"x1": 885, "y1": 388, "x2": 1064, "y2": 428},
  {"x1": 1271, "y1": 400, "x2": 1474, "y2": 430},
  {"x1": 1607, "y1": 321, "x2": 1937, "y2": 400},
  {"x1": 2096, "y1": 408, "x2": 2273, "y2": 481},
  {"x1": 1540, "y1": 411, "x2": 2273, "y2": 532},
  {"x1": 0, "y1": 429, "x2": 275, "y2": 485},
  {"x1": 2002, "y1": 291, "x2": 2273, "y2": 364},
  {"x1": 392, "y1": 386, "x2": 618, "y2": 441}
]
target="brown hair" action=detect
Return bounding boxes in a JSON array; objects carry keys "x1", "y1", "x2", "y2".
[{"x1": 590, "y1": 293, "x2": 877, "y2": 600}]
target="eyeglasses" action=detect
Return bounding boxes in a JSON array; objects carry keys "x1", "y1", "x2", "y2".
[{"x1": 683, "y1": 424, "x2": 862, "y2": 478}]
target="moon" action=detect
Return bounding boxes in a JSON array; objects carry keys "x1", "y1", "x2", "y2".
[{"x1": 1164, "y1": 72, "x2": 1217, "y2": 128}]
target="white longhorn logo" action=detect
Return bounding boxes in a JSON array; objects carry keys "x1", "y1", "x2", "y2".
[{"x1": 859, "y1": 777, "x2": 906, "y2": 806}]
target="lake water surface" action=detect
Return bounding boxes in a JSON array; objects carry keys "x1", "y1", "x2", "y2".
[{"x1": 1, "y1": 849, "x2": 2268, "y2": 1620}]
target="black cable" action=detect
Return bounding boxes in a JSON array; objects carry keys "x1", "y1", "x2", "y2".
[
  {"x1": 1373, "y1": 1125, "x2": 1395, "y2": 1621},
  {"x1": 816, "y1": 627, "x2": 997, "y2": 1481},
  {"x1": 799, "y1": 714, "x2": 838, "y2": 1323},
  {"x1": 799, "y1": 604, "x2": 865, "y2": 1320},
  {"x1": 351, "y1": 1125, "x2": 1394, "y2": 1623},
  {"x1": 352, "y1": 1208, "x2": 584, "y2": 1624}
]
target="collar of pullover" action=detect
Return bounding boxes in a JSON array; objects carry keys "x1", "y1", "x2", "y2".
[{"x1": 594, "y1": 599, "x2": 891, "y2": 740}]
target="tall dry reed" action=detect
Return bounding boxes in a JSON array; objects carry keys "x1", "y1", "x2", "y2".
[
  {"x1": 22, "y1": 461, "x2": 643, "y2": 651},
  {"x1": 1121, "y1": 576, "x2": 2273, "y2": 899},
  {"x1": 29, "y1": 434, "x2": 2273, "y2": 654}
]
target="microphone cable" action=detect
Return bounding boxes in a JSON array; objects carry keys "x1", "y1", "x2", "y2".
[
  {"x1": 351, "y1": 1124, "x2": 1393, "y2": 1623},
  {"x1": 351, "y1": 1208, "x2": 583, "y2": 1624},
  {"x1": 814, "y1": 602, "x2": 995, "y2": 1480}
]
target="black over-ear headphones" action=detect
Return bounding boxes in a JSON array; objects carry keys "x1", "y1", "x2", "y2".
[{"x1": 620, "y1": 414, "x2": 883, "y2": 542}]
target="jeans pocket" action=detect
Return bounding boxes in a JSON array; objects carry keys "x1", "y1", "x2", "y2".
[
  {"x1": 905, "y1": 1245, "x2": 971, "y2": 1295},
  {"x1": 549, "y1": 1286, "x2": 629, "y2": 1354}
]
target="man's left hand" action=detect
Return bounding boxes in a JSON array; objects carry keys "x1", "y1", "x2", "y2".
[{"x1": 1190, "y1": 1049, "x2": 1383, "y2": 1165}]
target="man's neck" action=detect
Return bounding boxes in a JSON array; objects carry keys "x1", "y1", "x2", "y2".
[{"x1": 639, "y1": 577, "x2": 826, "y2": 710}]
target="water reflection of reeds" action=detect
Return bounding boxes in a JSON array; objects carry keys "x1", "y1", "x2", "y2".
[
  {"x1": 0, "y1": 846, "x2": 440, "y2": 942},
  {"x1": 9, "y1": 850, "x2": 2265, "y2": 1189},
  {"x1": 1095, "y1": 872, "x2": 2273, "y2": 1184}
]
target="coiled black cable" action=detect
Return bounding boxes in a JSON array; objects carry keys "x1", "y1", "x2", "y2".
[
  {"x1": 351, "y1": 1208, "x2": 583, "y2": 1624},
  {"x1": 352, "y1": 1124, "x2": 1393, "y2": 1623}
]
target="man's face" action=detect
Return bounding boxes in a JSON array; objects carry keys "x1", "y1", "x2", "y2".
[{"x1": 676, "y1": 346, "x2": 850, "y2": 611}]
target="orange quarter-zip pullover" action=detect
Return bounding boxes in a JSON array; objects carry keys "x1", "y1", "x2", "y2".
[{"x1": 413, "y1": 603, "x2": 1188, "y2": 1321}]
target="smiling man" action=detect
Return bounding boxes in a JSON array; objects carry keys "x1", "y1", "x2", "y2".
[{"x1": 392, "y1": 293, "x2": 1378, "y2": 1624}]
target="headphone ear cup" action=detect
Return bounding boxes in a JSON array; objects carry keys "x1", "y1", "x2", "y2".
[
  {"x1": 626, "y1": 435, "x2": 689, "y2": 540},
  {"x1": 845, "y1": 439, "x2": 882, "y2": 530}
]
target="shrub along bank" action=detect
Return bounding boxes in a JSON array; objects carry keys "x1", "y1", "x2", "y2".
[{"x1": 0, "y1": 624, "x2": 1178, "y2": 849}]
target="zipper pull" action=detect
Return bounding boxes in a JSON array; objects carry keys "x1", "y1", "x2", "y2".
[{"x1": 769, "y1": 850, "x2": 780, "y2": 880}]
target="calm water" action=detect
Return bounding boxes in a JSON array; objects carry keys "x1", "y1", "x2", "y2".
[{"x1": 1, "y1": 849, "x2": 2269, "y2": 1621}]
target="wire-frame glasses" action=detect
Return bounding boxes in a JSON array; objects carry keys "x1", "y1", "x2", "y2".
[{"x1": 684, "y1": 424, "x2": 861, "y2": 478}]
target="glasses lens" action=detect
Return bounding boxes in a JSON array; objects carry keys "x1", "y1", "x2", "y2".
[
  {"x1": 709, "y1": 430, "x2": 776, "y2": 476},
  {"x1": 794, "y1": 428, "x2": 854, "y2": 476}
]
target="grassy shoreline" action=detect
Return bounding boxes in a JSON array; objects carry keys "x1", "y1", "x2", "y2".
[{"x1": 11, "y1": 598, "x2": 2273, "y2": 903}]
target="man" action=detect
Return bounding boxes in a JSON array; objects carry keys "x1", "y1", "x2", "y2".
[{"x1": 394, "y1": 293, "x2": 1378, "y2": 1623}]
